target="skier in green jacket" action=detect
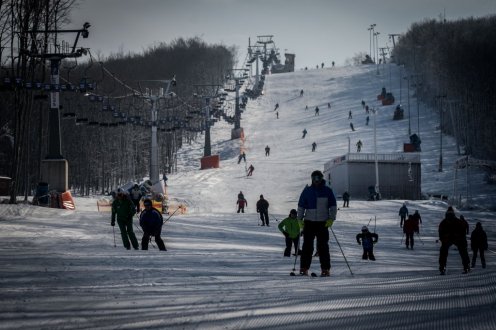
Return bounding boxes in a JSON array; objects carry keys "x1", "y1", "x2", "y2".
[
  {"x1": 111, "y1": 191, "x2": 139, "y2": 250},
  {"x1": 278, "y1": 209, "x2": 301, "y2": 257}
]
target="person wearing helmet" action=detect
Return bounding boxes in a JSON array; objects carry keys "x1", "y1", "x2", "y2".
[
  {"x1": 297, "y1": 170, "x2": 337, "y2": 276},
  {"x1": 278, "y1": 209, "x2": 301, "y2": 257},
  {"x1": 356, "y1": 226, "x2": 379, "y2": 260}
]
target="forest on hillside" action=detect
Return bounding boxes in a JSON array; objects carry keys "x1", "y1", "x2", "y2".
[{"x1": 392, "y1": 15, "x2": 496, "y2": 162}]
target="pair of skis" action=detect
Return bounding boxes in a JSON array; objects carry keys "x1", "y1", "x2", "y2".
[{"x1": 289, "y1": 271, "x2": 325, "y2": 277}]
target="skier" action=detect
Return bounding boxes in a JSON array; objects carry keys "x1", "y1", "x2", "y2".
[
  {"x1": 265, "y1": 145, "x2": 270, "y2": 156},
  {"x1": 305, "y1": 105, "x2": 308, "y2": 111},
  {"x1": 403, "y1": 215, "x2": 416, "y2": 249},
  {"x1": 361, "y1": 100, "x2": 365, "y2": 109},
  {"x1": 328, "y1": 102, "x2": 331, "y2": 109},
  {"x1": 236, "y1": 194, "x2": 248, "y2": 213},
  {"x1": 342, "y1": 191, "x2": 350, "y2": 207},
  {"x1": 278, "y1": 209, "x2": 301, "y2": 257},
  {"x1": 238, "y1": 151, "x2": 246, "y2": 164},
  {"x1": 412, "y1": 210, "x2": 422, "y2": 233},
  {"x1": 247, "y1": 164, "x2": 254, "y2": 176},
  {"x1": 311, "y1": 142, "x2": 317, "y2": 152},
  {"x1": 399, "y1": 203, "x2": 409, "y2": 227},
  {"x1": 348, "y1": 110, "x2": 352, "y2": 119},
  {"x1": 111, "y1": 191, "x2": 139, "y2": 250},
  {"x1": 470, "y1": 222, "x2": 488, "y2": 269},
  {"x1": 350, "y1": 122, "x2": 355, "y2": 131},
  {"x1": 438, "y1": 206, "x2": 471, "y2": 275},
  {"x1": 300, "y1": 89, "x2": 304, "y2": 97},
  {"x1": 356, "y1": 226, "x2": 378, "y2": 260},
  {"x1": 356, "y1": 140, "x2": 363, "y2": 152},
  {"x1": 315, "y1": 106, "x2": 319, "y2": 116},
  {"x1": 297, "y1": 170, "x2": 337, "y2": 277},
  {"x1": 274, "y1": 103, "x2": 279, "y2": 111},
  {"x1": 302, "y1": 128, "x2": 307, "y2": 139},
  {"x1": 366, "y1": 116, "x2": 370, "y2": 126},
  {"x1": 256, "y1": 195, "x2": 270, "y2": 226},
  {"x1": 139, "y1": 198, "x2": 166, "y2": 251},
  {"x1": 276, "y1": 111, "x2": 279, "y2": 119},
  {"x1": 129, "y1": 184, "x2": 143, "y2": 214},
  {"x1": 365, "y1": 105, "x2": 370, "y2": 114},
  {"x1": 332, "y1": 61, "x2": 335, "y2": 67}
]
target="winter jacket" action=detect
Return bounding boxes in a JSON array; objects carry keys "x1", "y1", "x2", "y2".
[
  {"x1": 356, "y1": 231, "x2": 378, "y2": 249},
  {"x1": 237, "y1": 198, "x2": 247, "y2": 207},
  {"x1": 403, "y1": 217, "x2": 416, "y2": 234},
  {"x1": 139, "y1": 208, "x2": 163, "y2": 235},
  {"x1": 297, "y1": 180, "x2": 337, "y2": 222},
  {"x1": 256, "y1": 199, "x2": 269, "y2": 212},
  {"x1": 438, "y1": 212, "x2": 467, "y2": 244},
  {"x1": 278, "y1": 216, "x2": 301, "y2": 239},
  {"x1": 399, "y1": 205, "x2": 409, "y2": 217},
  {"x1": 342, "y1": 192, "x2": 350, "y2": 201},
  {"x1": 111, "y1": 198, "x2": 136, "y2": 222},
  {"x1": 412, "y1": 211, "x2": 422, "y2": 232},
  {"x1": 470, "y1": 224, "x2": 488, "y2": 251}
]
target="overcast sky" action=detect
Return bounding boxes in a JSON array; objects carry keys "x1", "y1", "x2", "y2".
[{"x1": 70, "y1": 0, "x2": 496, "y2": 68}]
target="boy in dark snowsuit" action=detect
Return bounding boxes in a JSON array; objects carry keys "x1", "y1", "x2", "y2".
[
  {"x1": 356, "y1": 226, "x2": 378, "y2": 260},
  {"x1": 471, "y1": 222, "x2": 488, "y2": 268},
  {"x1": 139, "y1": 199, "x2": 166, "y2": 251},
  {"x1": 278, "y1": 209, "x2": 301, "y2": 257}
]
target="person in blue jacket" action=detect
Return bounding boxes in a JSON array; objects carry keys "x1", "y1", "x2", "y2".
[
  {"x1": 139, "y1": 198, "x2": 166, "y2": 251},
  {"x1": 297, "y1": 170, "x2": 337, "y2": 277}
]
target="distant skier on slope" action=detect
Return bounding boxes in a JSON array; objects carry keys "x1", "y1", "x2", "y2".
[{"x1": 247, "y1": 164, "x2": 254, "y2": 176}]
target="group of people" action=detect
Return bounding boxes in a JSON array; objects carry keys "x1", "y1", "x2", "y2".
[
  {"x1": 278, "y1": 170, "x2": 338, "y2": 277},
  {"x1": 111, "y1": 186, "x2": 167, "y2": 251},
  {"x1": 236, "y1": 192, "x2": 270, "y2": 226},
  {"x1": 399, "y1": 202, "x2": 488, "y2": 274}
]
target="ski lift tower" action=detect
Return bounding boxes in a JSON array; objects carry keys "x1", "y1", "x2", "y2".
[
  {"x1": 194, "y1": 84, "x2": 222, "y2": 169},
  {"x1": 21, "y1": 23, "x2": 90, "y2": 193},
  {"x1": 256, "y1": 35, "x2": 274, "y2": 74},
  {"x1": 137, "y1": 77, "x2": 176, "y2": 195}
]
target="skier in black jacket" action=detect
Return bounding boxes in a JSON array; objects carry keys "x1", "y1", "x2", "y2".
[{"x1": 139, "y1": 199, "x2": 166, "y2": 251}]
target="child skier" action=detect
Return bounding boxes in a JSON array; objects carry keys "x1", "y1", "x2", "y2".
[
  {"x1": 278, "y1": 209, "x2": 301, "y2": 257},
  {"x1": 356, "y1": 226, "x2": 379, "y2": 260}
]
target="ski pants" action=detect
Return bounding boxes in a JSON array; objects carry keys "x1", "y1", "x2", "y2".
[
  {"x1": 300, "y1": 221, "x2": 330, "y2": 271},
  {"x1": 471, "y1": 247, "x2": 486, "y2": 268},
  {"x1": 439, "y1": 240, "x2": 470, "y2": 270},
  {"x1": 284, "y1": 236, "x2": 300, "y2": 257},
  {"x1": 259, "y1": 210, "x2": 269, "y2": 225},
  {"x1": 237, "y1": 206, "x2": 245, "y2": 213},
  {"x1": 141, "y1": 231, "x2": 166, "y2": 251},
  {"x1": 405, "y1": 232, "x2": 414, "y2": 248},
  {"x1": 362, "y1": 247, "x2": 375, "y2": 260},
  {"x1": 117, "y1": 217, "x2": 139, "y2": 250}
]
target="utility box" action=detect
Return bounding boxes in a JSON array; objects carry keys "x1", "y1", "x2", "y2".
[{"x1": 324, "y1": 153, "x2": 421, "y2": 200}]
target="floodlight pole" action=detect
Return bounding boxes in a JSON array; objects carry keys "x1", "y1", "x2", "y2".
[{"x1": 373, "y1": 108, "x2": 380, "y2": 198}]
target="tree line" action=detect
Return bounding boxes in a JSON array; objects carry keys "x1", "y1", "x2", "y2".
[{"x1": 392, "y1": 15, "x2": 496, "y2": 162}]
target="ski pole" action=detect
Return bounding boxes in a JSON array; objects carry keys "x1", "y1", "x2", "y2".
[
  {"x1": 113, "y1": 226, "x2": 116, "y2": 247},
  {"x1": 400, "y1": 233, "x2": 405, "y2": 245},
  {"x1": 164, "y1": 206, "x2": 181, "y2": 223},
  {"x1": 416, "y1": 232, "x2": 424, "y2": 245},
  {"x1": 330, "y1": 227, "x2": 354, "y2": 276}
]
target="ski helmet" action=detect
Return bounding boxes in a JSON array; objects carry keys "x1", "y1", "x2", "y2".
[{"x1": 362, "y1": 226, "x2": 368, "y2": 231}]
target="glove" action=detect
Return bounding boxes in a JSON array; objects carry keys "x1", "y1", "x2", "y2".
[{"x1": 325, "y1": 219, "x2": 334, "y2": 228}]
